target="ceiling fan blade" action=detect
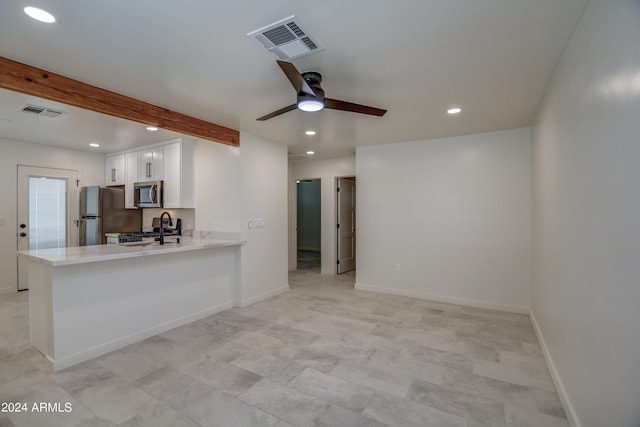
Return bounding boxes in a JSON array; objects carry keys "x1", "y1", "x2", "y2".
[
  {"x1": 256, "y1": 103, "x2": 298, "y2": 121},
  {"x1": 324, "y1": 98, "x2": 387, "y2": 117},
  {"x1": 277, "y1": 61, "x2": 316, "y2": 96}
]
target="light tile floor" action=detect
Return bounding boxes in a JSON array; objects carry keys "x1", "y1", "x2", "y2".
[{"x1": 0, "y1": 271, "x2": 568, "y2": 427}]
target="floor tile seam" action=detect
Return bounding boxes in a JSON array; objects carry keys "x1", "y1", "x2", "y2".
[
  {"x1": 403, "y1": 377, "x2": 509, "y2": 426},
  {"x1": 492, "y1": 360, "x2": 554, "y2": 378},
  {"x1": 133, "y1": 366, "x2": 205, "y2": 404},
  {"x1": 364, "y1": 388, "x2": 470, "y2": 427},
  {"x1": 472, "y1": 364, "x2": 556, "y2": 392},
  {"x1": 236, "y1": 381, "x2": 332, "y2": 426}
]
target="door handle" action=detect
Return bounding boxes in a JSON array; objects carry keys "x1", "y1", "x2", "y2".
[
  {"x1": 111, "y1": 168, "x2": 116, "y2": 182},
  {"x1": 19, "y1": 232, "x2": 27, "y2": 237}
]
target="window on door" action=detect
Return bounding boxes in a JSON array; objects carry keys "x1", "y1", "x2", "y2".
[{"x1": 28, "y1": 177, "x2": 67, "y2": 250}]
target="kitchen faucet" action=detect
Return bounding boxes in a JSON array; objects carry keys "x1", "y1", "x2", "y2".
[{"x1": 158, "y1": 211, "x2": 172, "y2": 245}]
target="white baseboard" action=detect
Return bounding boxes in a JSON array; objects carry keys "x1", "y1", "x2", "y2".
[
  {"x1": 51, "y1": 301, "x2": 233, "y2": 371},
  {"x1": 529, "y1": 310, "x2": 581, "y2": 427},
  {"x1": 238, "y1": 285, "x2": 289, "y2": 308},
  {"x1": 354, "y1": 283, "x2": 529, "y2": 314}
]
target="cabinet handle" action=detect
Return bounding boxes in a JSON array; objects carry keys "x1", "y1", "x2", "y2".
[
  {"x1": 149, "y1": 161, "x2": 152, "y2": 178},
  {"x1": 111, "y1": 168, "x2": 116, "y2": 182}
]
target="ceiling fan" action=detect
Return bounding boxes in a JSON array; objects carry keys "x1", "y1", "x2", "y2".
[{"x1": 257, "y1": 60, "x2": 387, "y2": 121}]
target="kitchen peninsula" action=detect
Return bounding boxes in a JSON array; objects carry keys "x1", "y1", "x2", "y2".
[{"x1": 19, "y1": 237, "x2": 244, "y2": 371}]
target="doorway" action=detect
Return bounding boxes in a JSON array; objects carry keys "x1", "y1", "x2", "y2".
[
  {"x1": 17, "y1": 165, "x2": 79, "y2": 290},
  {"x1": 296, "y1": 179, "x2": 321, "y2": 270},
  {"x1": 336, "y1": 177, "x2": 356, "y2": 274}
]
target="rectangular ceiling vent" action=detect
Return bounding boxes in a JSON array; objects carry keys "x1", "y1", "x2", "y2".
[
  {"x1": 20, "y1": 104, "x2": 66, "y2": 118},
  {"x1": 248, "y1": 15, "x2": 324, "y2": 60}
]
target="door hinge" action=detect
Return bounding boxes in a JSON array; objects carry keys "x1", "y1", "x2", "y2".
[
  {"x1": 76, "y1": 179, "x2": 80, "y2": 187},
  {"x1": 337, "y1": 260, "x2": 340, "y2": 264},
  {"x1": 336, "y1": 187, "x2": 340, "y2": 192},
  {"x1": 337, "y1": 223, "x2": 340, "y2": 229}
]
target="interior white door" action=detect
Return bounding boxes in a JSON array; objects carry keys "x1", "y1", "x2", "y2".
[
  {"x1": 337, "y1": 177, "x2": 356, "y2": 274},
  {"x1": 17, "y1": 166, "x2": 79, "y2": 290}
]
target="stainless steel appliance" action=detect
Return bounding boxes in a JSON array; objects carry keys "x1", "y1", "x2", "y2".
[
  {"x1": 134, "y1": 180, "x2": 163, "y2": 208},
  {"x1": 79, "y1": 186, "x2": 142, "y2": 245},
  {"x1": 105, "y1": 217, "x2": 182, "y2": 245}
]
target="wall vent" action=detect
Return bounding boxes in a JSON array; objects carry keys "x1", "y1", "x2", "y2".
[
  {"x1": 248, "y1": 15, "x2": 324, "y2": 60},
  {"x1": 19, "y1": 104, "x2": 66, "y2": 118}
]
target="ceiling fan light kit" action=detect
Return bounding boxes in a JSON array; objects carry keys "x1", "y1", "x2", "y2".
[{"x1": 297, "y1": 97, "x2": 324, "y2": 112}]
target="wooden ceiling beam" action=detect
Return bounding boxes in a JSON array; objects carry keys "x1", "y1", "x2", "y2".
[{"x1": 0, "y1": 56, "x2": 239, "y2": 147}]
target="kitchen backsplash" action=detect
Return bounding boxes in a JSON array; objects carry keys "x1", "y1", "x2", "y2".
[{"x1": 142, "y1": 208, "x2": 195, "y2": 235}]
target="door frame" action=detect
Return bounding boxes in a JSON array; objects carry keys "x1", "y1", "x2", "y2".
[{"x1": 17, "y1": 165, "x2": 79, "y2": 290}]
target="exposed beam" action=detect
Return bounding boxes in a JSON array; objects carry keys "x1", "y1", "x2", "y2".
[{"x1": 0, "y1": 56, "x2": 239, "y2": 147}]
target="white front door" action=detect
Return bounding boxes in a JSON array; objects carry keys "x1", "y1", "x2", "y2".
[
  {"x1": 337, "y1": 177, "x2": 356, "y2": 274},
  {"x1": 17, "y1": 166, "x2": 79, "y2": 290}
]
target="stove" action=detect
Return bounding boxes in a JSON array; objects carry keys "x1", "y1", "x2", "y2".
[{"x1": 105, "y1": 218, "x2": 182, "y2": 244}]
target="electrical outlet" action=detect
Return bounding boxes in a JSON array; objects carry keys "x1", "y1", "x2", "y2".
[{"x1": 395, "y1": 263, "x2": 402, "y2": 272}]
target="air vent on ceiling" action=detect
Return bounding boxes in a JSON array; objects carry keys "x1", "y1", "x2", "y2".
[
  {"x1": 248, "y1": 15, "x2": 324, "y2": 60},
  {"x1": 19, "y1": 104, "x2": 66, "y2": 118}
]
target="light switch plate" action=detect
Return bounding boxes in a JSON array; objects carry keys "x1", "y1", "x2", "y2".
[
  {"x1": 0, "y1": 216, "x2": 5, "y2": 226},
  {"x1": 254, "y1": 218, "x2": 265, "y2": 228}
]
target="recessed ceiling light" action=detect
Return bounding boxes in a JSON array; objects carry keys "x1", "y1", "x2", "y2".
[
  {"x1": 447, "y1": 107, "x2": 462, "y2": 115},
  {"x1": 146, "y1": 126, "x2": 159, "y2": 131},
  {"x1": 24, "y1": 6, "x2": 56, "y2": 23},
  {"x1": 89, "y1": 143, "x2": 100, "y2": 148},
  {"x1": 306, "y1": 151, "x2": 315, "y2": 155},
  {"x1": 305, "y1": 130, "x2": 317, "y2": 136}
]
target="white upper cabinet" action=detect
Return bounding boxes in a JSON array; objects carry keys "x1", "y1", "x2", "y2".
[
  {"x1": 124, "y1": 151, "x2": 138, "y2": 209},
  {"x1": 106, "y1": 138, "x2": 195, "y2": 209},
  {"x1": 138, "y1": 147, "x2": 163, "y2": 181},
  {"x1": 104, "y1": 154, "x2": 125, "y2": 186},
  {"x1": 163, "y1": 140, "x2": 195, "y2": 209}
]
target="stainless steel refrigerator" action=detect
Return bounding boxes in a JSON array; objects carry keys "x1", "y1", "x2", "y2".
[{"x1": 79, "y1": 186, "x2": 142, "y2": 245}]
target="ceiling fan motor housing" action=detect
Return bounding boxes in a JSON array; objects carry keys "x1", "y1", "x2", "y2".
[{"x1": 300, "y1": 71, "x2": 324, "y2": 102}]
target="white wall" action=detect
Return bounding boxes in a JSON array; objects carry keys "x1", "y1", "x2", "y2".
[
  {"x1": 194, "y1": 134, "x2": 288, "y2": 306},
  {"x1": 237, "y1": 132, "x2": 289, "y2": 306},
  {"x1": 531, "y1": 1, "x2": 640, "y2": 426},
  {"x1": 356, "y1": 128, "x2": 531, "y2": 313},
  {"x1": 290, "y1": 157, "x2": 356, "y2": 274},
  {"x1": 194, "y1": 140, "x2": 241, "y2": 233},
  {"x1": 0, "y1": 137, "x2": 104, "y2": 293}
]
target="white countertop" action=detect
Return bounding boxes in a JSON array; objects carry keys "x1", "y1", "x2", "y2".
[{"x1": 18, "y1": 238, "x2": 245, "y2": 267}]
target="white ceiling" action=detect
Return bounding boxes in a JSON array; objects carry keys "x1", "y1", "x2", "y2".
[{"x1": 0, "y1": 0, "x2": 588, "y2": 159}]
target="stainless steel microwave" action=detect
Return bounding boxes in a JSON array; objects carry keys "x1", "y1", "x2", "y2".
[{"x1": 134, "y1": 180, "x2": 163, "y2": 208}]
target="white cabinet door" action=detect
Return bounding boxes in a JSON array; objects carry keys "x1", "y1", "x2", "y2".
[
  {"x1": 104, "y1": 154, "x2": 125, "y2": 186},
  {"x1": 138, "y1": 148, "x2": 163, "y2": 181},
  {"x1": 124, "y1": 151, "x2": 138, "y2": 209},
  {"x1": 163, "y1": 140, "x2": 195, "y2": 209}
]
